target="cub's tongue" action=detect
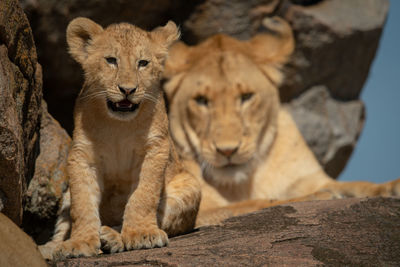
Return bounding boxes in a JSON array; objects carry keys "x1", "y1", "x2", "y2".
[{"x1": 116, "y1": 99, "x2": 133, "y2": 108}]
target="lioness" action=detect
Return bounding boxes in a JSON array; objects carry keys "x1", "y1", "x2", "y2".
[
  {"x1": 39, "y1": 18, "x2": 201, "y2": 259},
  {"x1": 163, "y1": 17, "x2": 400, "y2": 225}
]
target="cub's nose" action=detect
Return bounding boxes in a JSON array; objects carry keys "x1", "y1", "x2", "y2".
[
  {"x1": 118, "y1": 85, "x2": 137, "y2": 95},
  {"x1": 216, "y1": 146, "x2": 238, "y2": 158}
]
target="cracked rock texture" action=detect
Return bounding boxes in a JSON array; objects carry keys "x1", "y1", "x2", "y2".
[
  {"x1": 21, "y1": 0, "x2": 389, "y2": 177},
  {"x1": 0, "y1": 0, "x2": 42, "y2": 225},
  {"x1": 0, "y1": 0, "x2": 71, "y2": 242},
  {"x1": 56, "y1": 197, "x2": 400, "y2": 266}
]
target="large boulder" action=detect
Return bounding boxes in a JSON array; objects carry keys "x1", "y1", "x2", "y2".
[
  {"x1": 0, "y1": 0, "x2": 42, "y2": 225},
  {"x1": 23, "y1": 101, "x2": 71, "y2": 244},
  {"x1": 0, "y1": 0, "x2": 71, "y2": 243},
  {"x1": 20, "y1": 0, "x2": 389, "y2": 177},
  {"x1": 0, "y1": 213, "x2": 47, "y2": 267},
  {"x1": 55, "y1": 197, "x2": 400, "y2": 266}
]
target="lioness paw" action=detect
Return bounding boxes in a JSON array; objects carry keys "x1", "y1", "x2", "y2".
[
  {"x1": 121, "y1": 227, "x2": 168, "y2": 250},
  {"x1": 388, "y1": 177, "x2": 400, "y2": 196},
  {"x1": 54, "y1": 236, "x2": 100, "y2": 259},
  {"x1": 100, "y1": 226, "x2": 124, "y2": 253}
]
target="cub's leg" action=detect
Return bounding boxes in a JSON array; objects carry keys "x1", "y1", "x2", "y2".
[
  {"x1": 158, "y1": 171, "x2": 201, "y2": 236},
  {"x1": 100, "y1": 170, "x2": 201, "y2": 251},
  {"x1": 38, "y1": 191, "x2": 71, "y2": 260},
  {"x1": 55, "y1": 156, "x2": 102, "y2": 258},
  {"x1": 121, "y1": 140, "x2": 169, "y2": 250}
]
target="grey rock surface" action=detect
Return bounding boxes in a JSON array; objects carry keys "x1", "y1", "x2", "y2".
[
  {"x1": 56, "y1": 197, "x2": 400, "y2": 266},
  {"x1": 23, "y1": 101, "x2": 71, "y2": 244},
  {"x1": 286, "y1": 86, "x2": 364, "y2": 177}
]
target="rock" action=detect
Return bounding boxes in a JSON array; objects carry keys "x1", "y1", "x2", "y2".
[
  {"x1": 278, "y1": 0, "x2": 389, "y2": 101},
  {"x1": 0, "y1": 0, "x2": 42, "y2": 225},
  {"x1": 286, "y1": 86, "x2": 365, "y2": 177},
  {"x1": 182, "y1": 0, "x2": 282, "y2": 44},
  {"x1": 55, "y1": 197, "x2": 400, "y2": 266},
  {"x1": 0, "y1": 212, "x2": 47, "y2": 267},
  {"x1": 23, "y1": 101, "x2": 71, "y2": 244}
]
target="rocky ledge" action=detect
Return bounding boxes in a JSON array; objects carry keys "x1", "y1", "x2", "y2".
[{"x1": 56, "y1": 197, "x2": 400, "y2": 266}]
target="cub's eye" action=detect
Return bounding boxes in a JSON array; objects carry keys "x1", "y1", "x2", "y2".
[
  {"x1": 105, "y1": 57, "x2": 117, "y2": 65},
  {"x1": 138, "y1": 60, "x2": 149, "y2": 68},
  {"x1": 240, "y1": 92, "x2": 254, "y2": 103},
  {"x1": 194, "y1": 95, "x2": 208, "y2": 106}
]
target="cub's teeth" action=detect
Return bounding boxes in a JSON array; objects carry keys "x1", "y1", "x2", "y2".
[{"x1": 115, "y1": 102, "x2": 132, "y2": 108}]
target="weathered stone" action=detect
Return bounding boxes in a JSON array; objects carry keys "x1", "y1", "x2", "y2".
[
  {"x1": 183, "y1": 0, "x2": 281, "y2": 44},
  {"x1": 278, "y1": 0, "x2": 389, "y2": 101},
  {"x1": 286, "y1": 86, "x2": 365, "y2": 177},
  {"x1": 56, "y1": 197, "x2": 400, "y2": 266},
  {"x1": 0, "y1": 212, "x2": 47, "y2": 267},
  {"x1": 23, "y1": 101, "x2": 71, "y2": 244},
  {"x1": 0, "y1": 0, "x2": 42, "y2": 225}
]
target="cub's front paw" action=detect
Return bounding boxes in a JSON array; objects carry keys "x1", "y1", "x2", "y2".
[
  {"x1": 121, "y1": 226, "x2": 168, "y2": 250},
  {"x1": 100, "y1": 226, "x2": 124, "y2": 253},
  {"x1": 54, "y1": 236, "x2": 100, "y2": 259},
  {"x1": 38, "y1": 241, "x2": 61, "y2": 261}
]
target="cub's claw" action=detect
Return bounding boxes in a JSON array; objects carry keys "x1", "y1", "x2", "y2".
[
  {"x1": 53, "y1": 236, "x2": 100, "y2": 260},
  {"x1": 100, "y1": 226, "x2": 124, "y2": 253},
  {"x1": 121, "y1": 227, "x2": 168, "y2": 250}
]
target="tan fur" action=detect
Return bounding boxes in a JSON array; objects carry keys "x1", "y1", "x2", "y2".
[
  {"x1": 163, "y1": 16, "x2": 400, "y2": 226},
  {"x1": 39, "y1": 18, "x2": 200, "y2": 260}
]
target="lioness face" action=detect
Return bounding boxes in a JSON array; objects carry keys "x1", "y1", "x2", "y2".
[
  {"x1": 164, "y1": 17, "x2": 294, "y2": 185},
  {"x1": 67, "y1": 18, "x2": 179, "y2": 121},
  {"x1": 169, "y1": 52, "x2": 279, "y2": 184}
]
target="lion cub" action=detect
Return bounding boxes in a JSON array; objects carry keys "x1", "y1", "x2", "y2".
[{"x1": 39, "y1": 18, "x2": 201, "y2": 259}]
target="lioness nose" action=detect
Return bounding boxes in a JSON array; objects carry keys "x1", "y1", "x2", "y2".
[
  {"x1": 118, "y1": 85, "x2": 137, "y2": 95},
  {"x1": 216, "y1": 146, "x2": 238, "y2": 158}
]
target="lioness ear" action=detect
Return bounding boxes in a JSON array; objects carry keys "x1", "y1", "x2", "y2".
[
  {"x1": 164, "y1": 41, "x2": 191, "y2": 78},
  {"x1": 248, "y1": 16, "x2": 294, "y2": 85},
  {"x1": 66, "y1": 17, "x2": 104, "y2": 64}
]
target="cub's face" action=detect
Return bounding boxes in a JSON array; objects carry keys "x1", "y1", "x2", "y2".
[
  {"x1": 164, "y1": 17, "x2": 294, "y2": 185},
  {"x1": 66, "y1": 18, "x2": 179, "y2": 120}
]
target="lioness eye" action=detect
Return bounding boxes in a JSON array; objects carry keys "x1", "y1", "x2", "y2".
[
  {"x1": 194, "y1": 95, "x2": 208, "y2": 106},
  {"x1": 138, "y1": 60, "x2": 149, "y2": 68},
  {"x1": 105, "y1": 57, "x2": 117, "y2": 65},
  {"x1": 240, "y1": 92, "x2": 254, "y2": 103}
]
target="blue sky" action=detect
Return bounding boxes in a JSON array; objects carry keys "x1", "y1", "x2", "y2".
[{"x1": 339, "y1": 0, "x2": 400, "y2": 183}]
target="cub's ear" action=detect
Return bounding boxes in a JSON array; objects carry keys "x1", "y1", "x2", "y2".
[
  {"x1": 151, "y1": 21, "x2": 180, "y2": 61},
  {"x1": 66, "y1": 17, "x2": 103, "y2": 64},
  {"x1": 248, "y1": 16, "x2": 294, "y2": 85},
  {"x1": 152, "y1": 20, "x2": 181, "y2": 48}
]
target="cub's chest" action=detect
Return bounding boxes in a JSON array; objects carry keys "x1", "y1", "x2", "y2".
[{"x1": 95, "y1": 135, "x2": 146, "y2": 181}]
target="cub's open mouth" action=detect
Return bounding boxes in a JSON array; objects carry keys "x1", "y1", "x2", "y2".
[{"x1": 107, "y1": 99, "x2": 140, "y2": 112}]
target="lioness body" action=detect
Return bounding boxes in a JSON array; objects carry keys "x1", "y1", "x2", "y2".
[
  {"x1": 39, "y1": 18, "x2": 200, "y2": 259},
  {"x1": 164, "y1": 17, "x2": 400, "y2": 225}
]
